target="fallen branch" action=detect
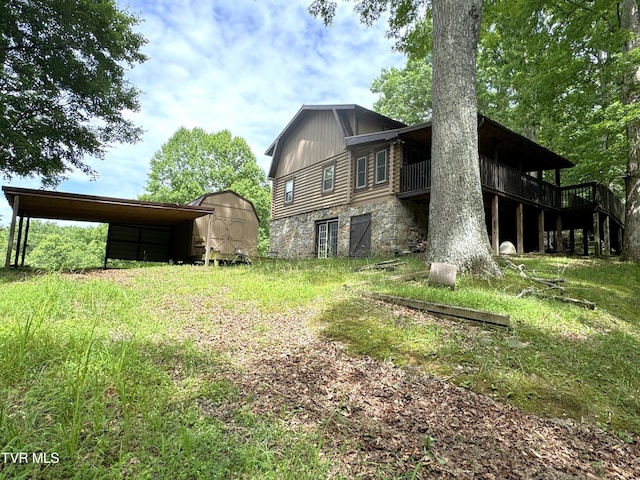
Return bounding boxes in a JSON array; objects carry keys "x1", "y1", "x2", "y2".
[
  {"x1": 537, "y1": 294, "x2": 596, "y2": 310},
  {"x1": 356, "y1": 259, "x2": 404, "y2": 271},
  {"x1": 344, "y1": 270, "x2": 430, "y2": 290},
  {"x1": 509, "y1": 262, "x2": 595, "y2": 309},
  {"x1": 505, "y1": 260, "x2": 566, "y2": 287}
]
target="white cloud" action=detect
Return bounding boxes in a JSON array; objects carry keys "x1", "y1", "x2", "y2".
[{"x1": 0, "y1": 0, "x2": 405, "y2": 224}]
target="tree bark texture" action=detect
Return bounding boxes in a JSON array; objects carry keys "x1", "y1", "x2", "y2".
[
  {"x1": 427, "y1": 0, "x2": 501, "y2": 275},
  {"x1": 622, "y1": 0, "x2": 640, "y2": 261}
]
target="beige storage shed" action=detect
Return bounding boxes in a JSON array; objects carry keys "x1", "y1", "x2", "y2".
[{"x1": 188, "y1": 190, "x2": 259, "y2": 263}]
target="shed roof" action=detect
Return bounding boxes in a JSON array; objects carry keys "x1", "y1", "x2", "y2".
[
  {"x1": 188, "y1": 190, "x2": 260, "y2": 222},
  {"x1": 2, "y1": 186, "x2": 215, "y2": 225}
]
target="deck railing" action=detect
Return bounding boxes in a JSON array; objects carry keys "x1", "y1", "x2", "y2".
[
  {"x1": 400, "y1": 159, "x2": 431, "y2": 193},
  {"x1": 561, "y1": 183, "x2": 625, "y2": 224},
  {"x1": 400, "y1": 156, "x2": 561, "y2": 208},
  {"x1": 400, "y1": 157, "x2": 625, "y2": 224}
]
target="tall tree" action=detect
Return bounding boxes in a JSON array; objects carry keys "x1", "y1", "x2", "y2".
[
  {"x1": 309, "y1": 0, "x2": 500, "y2": 274},
  {"x1": 141, "y1": 127, "x2": 272, "y2": 253},
  {"x1": 0, "y1": 0, "x2": 147, "y2": 186},
  {"x1": 429, "y1": 0, "x2": 498, "y2": 274},
  {"x1": 621, "y1": 0, "x2": 640, "y2": 261}
]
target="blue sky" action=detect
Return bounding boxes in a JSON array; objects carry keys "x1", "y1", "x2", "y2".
[{"x1": 0, "y1": 0, "x2": 405, "y2": 224}]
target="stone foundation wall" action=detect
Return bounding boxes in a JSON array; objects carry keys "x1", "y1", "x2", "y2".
[{"x1": 269, "y1": 198, "x2": 428, "y2": 258}]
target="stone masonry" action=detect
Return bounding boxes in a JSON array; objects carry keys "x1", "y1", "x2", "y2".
[{"x1": 269, "y1": 198, "x2": 428, "y2": 258}]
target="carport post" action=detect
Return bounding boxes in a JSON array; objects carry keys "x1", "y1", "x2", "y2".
[
  {"x1": 4, "y1": 195, "x2": 19, "y2": 268},
  {"x1": 13, "y1": 215, "x2": 24, "y2": 267},
  {"x1": 204, "y1": 214, "x2": 213, "y2": 266},
  {"x1": 20, "y1": 217, "x2": 30, "y2": 266}
]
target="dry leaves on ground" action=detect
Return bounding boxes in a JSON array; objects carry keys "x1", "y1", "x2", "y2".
[
  {"x1": 82, "y1": 268, "x2": 639, "y2": 479},
  {"x1": 175, "y1": 299, "x2": 639, "y2": 479}
]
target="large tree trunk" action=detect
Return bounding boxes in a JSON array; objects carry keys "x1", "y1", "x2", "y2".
[
  {"x1": 427, "y1": 0, "x2": 501, "y2": 275},
  {"x1": 621, "y1": 0, "x2": 640, "y2": 261}
]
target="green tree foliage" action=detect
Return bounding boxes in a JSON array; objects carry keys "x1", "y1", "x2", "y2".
[
  {"x1": 371, "y1": 56, "x2": 433, "y2": 125},
  {"x1": 0, "y1": 225, "x2": 8, "y2": 260},
  {"x1": 140, "y1": 127, "x2": 272, "y2": 254},
  {"x1": 4, "y1": 221, "x2": 107, "y2": 270},
  {"x1": 479, "y1": 0, "x2": 633, "y2": 195},
  {"x1": 369, "y1": 1, "x2": 636, "y2": 198},
  {"x1": 0, "y1": 0, "x2": 147, "y2": 186}
]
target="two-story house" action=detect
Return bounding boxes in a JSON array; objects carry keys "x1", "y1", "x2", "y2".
[{"x1": 266, "y1": 104, "x2": 625, "y2": 258}]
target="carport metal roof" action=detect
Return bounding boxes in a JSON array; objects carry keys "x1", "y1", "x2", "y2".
[
  {"x1": 3, "y1": 186, "x2": 216, "y2": 268},
  {"x1": 2, "y1": 186, "x2": 214, "y2": 225}
]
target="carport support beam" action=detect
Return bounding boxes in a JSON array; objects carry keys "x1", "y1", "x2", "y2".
[
  {"x1": 21, "y1": 217, "x2": 30, "y2": 267},
  {"x1": 13, "y1": 215, "x2": 24, "y2": 267},
  {"x1": 204, "y1": 214, "x2": 213, "y2": 266},
  {"x1": 4, "y1": 195, "x2": 19, "y2": 269}
]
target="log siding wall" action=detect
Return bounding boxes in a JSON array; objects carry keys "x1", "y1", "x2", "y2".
[{"x1": 271, "y1": 151, "x2": 350, "y2": 220}]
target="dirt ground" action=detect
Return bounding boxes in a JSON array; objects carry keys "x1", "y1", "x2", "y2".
[{"x1": 178, "y1": 300, "x2": 640, "y2": 480}]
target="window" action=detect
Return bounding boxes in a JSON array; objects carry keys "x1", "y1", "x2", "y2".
[
  {"x1": 375, "y1": 150, "x2": 387, "y2": 184},
  {"x1": 316, "y1": 219, "x2": 338, "y2": 258},
  {"x1": 284, "y1": 178, "x2": 294, "y2": 204},
  {"x1": 322, "y1": 164, "x2": 334, "y2": 193},
  {"x1": 356, "y1": 156, "x2": 367, "y2": 189}
]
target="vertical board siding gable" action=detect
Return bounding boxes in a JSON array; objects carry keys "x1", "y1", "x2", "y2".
[{"x1": 275, "y1": 111, "x2": 344, "y2": 178}]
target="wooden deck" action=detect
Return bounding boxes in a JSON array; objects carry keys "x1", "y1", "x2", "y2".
[
  {"x1": 399, "y1": 156, "x2": 624, "y2": 226},
  {"x1": 561, "y1": 182, "x2": 625, "y2": 226}
]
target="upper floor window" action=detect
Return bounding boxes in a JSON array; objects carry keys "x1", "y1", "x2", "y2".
[
  {"x1": 375, "y1": 150, "x2": 387, "y2": 184},
  {"x1": 356, "y1": 156, "x2": 367, "y2": 189},
  {"x1": 284, "y1": 178, "x2": 294, "y2": 204},
  {"x1": 322, "y1": 164, "x2": 335, "y2": 193}
]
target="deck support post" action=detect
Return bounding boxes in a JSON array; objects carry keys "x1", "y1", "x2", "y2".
[
  {"x1": 593, "y1": 211, "x2": 601, "y2": 257},
  {"x1": 537, "y1": 210, "x2": 545, "y2": 253},
  {"x1": 603, "y1": 215, "x2": 611, "y2": 256},
  {"x1": 555, "y1": 215, "x2": 564, "y2": 253},
  {"x1": 4, "y1": 195, "x2": 19, "y2": 269},
  {"x1": 569, "y1": 229, "x2": 575, "y2": 255},
  {"x1": 583, "y1": 228, "x2": 589, "y2": 256},
  {"x1": 516, "y1": 202, "x2": 524, "y2": 254},
  {"x1": 491, "y1": 195, "x2": 499, "y2": 255}
]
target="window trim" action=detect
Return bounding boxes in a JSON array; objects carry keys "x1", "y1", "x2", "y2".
[
  {"x1": 375, "y1": 149, "x2": 388, "y2": 185},
  {"x1": 321, "y1": 163, "x2": 335, "y2": 194},
  {"x1": 284, "y1": 178, "x2": 294, "y2": 204},
  {"x1": 355, "y1": 155, "x2": 367, "y2": 189}
]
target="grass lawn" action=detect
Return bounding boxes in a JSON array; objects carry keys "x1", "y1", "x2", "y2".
[
  {"x1": 0, "y1": 255, "x2": 638, "y2": 478},
  {"x1": 330, "y1": 256, "x2": 640, "y2": 438}
]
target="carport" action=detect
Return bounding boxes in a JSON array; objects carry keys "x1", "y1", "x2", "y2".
[{"x1": 3, "y1": 186, "x2": 216, "y2": 268}]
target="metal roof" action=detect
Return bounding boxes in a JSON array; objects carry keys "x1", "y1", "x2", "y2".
[
  {"x1": 344, "y1": 115, "x2": 574, "y2": 171},
  {"x1": 188, "y1": 189, "x2": 260, "y2": 222},
  {"x1": 265, "y1": 104, "x2": 406, "y2": 179},
  {"x1": 2, "y1": 186, "x2": 215, "y2": 225}
]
